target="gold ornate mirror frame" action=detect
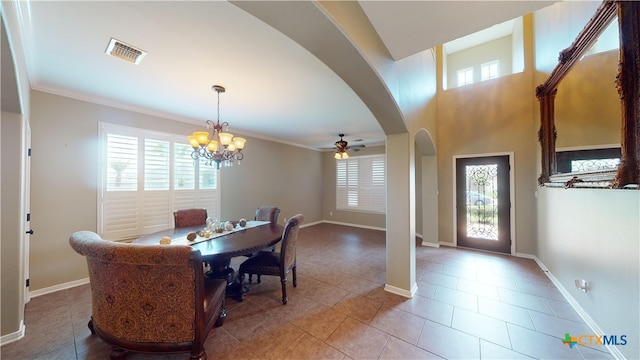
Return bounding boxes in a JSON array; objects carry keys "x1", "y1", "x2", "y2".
[{"x1": 536, "y1": 0, "x2": 639, "y2": 188}]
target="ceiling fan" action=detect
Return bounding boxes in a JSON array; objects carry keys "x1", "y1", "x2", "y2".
[{"x1": 333, "y1": 133, "x2": 365, "y2": 159}]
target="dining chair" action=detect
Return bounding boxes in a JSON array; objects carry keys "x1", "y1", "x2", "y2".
[
  {"x1": 255, "y1": 205, "x2": 281, "y2": 224},
  {"x1": 244, "y1": 205, "x2": 281, "y2": 271},
  {"x1": 253, "y1": 206, "x2": 281, "y2": 254},
  {"x1": 238, "y1": 213, "x2": 304, "y2": 304},
  {"x1": 174, "y1": 208, "x2": 208, "y2": 228}
]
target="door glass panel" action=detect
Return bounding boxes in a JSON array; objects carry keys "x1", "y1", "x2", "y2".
[{"x1": 465, "y1": 164, "x2": 498, "y2": 240}]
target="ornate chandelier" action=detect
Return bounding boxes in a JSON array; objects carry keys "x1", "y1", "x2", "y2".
[{"x1": 188, "y1": 85, "x2": 246, "y2": 169}]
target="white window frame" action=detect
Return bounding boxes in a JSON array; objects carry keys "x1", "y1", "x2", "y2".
[
  {"x1": 98, "y1": 122, "x2": 220, "y2": 241},
  {"x1": 457, "y1": 67, "x2": 474, "y2": 86},
  {"x1": 481, "y1": 60, "x2": 500, "y2": 81},
  {"x1": 336, "y1": 154, "x2": 385, "y2": 214}
]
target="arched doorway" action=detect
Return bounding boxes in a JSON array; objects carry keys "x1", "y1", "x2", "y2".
[{"x1": 415, "y1": 129, "x2": 438, "y2": 247}]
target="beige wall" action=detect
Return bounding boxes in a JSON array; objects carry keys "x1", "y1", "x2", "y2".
[
  {"x1": 533, "y1": 3, "x2": 639, "y2": 358},
  {"x1": 1, "y1": 111, "x2": 26, "y2": 336},
  {"x1": 219, "y1": 136, "x2": 323, "y2": 225},
  {"x1": 320, "y1": 139, "x2": 428, "y2": 237},
  {"x1": 322, "y1": 145, "x2": 386, "y2": 229},
  {"x1": 392, "y1": 49, "x2": 439, "y2": 241},
  {"x1": 537, "y1": 187, "x2": 640, "y2": 359},
  {"x1": 436, "y1": 66, "x2": 538, "y2": 253},
  {"x1": 28, "y1": 90, "x2": 323, "y2": 291},
  {"x1": 446, "y1": 35, "x2": 513, "y2": 88},
  {"x1": 2, "y1": 5, "x2": 32, "y2": 339}
]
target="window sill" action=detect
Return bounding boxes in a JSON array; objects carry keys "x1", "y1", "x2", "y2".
[{"x1": 544, "y1": 170, "x2": 638, "y2": 189}]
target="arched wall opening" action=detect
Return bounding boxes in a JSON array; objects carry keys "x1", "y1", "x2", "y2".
[{"x1": 415, "y1": 129, "x2": 439, "y2": 247}]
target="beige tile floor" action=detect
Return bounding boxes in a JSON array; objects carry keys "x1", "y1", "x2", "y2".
[{"x1": 1, "y1": 223, "x2": 610, "y2": 359}]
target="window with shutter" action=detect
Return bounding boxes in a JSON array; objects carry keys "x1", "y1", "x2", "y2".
[
  {"x1": 99, "y1": 123, "x2": 220, "y2": 241},
  {"x1": 336, "y1": 154, "x2": 385, "y2": 214}
]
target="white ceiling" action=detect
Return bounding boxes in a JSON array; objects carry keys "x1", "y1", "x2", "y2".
[{"x1": 5, "y1": 1, "x2": 555, "y2": 150}]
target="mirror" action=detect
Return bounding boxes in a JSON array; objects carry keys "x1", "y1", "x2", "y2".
[
  {"x1": 536, "y1": 0, "x2": 639, "y2": 188},
  {"x1": 554, "y1": 20, "x2": 621, "y2": 174}
]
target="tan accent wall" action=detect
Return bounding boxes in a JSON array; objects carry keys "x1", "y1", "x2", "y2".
[
  {"x1": 28, "y1": 90, "x2": 322, "y2": 291},
  {"x1": 436, "y1": 63, "x2": 538, "y2": 253}
]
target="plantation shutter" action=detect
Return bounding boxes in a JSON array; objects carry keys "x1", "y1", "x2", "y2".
[
  {"x1": 143, "y1": 138, "x2": 171, "y2": 234},
  {"x1": 99, "y1": 123, "x2": 220, "y2": 241},
  {"x1": 103, "y1": 132, "x2": 139, "y2": 240},
  {"x1": 335, "y1": 154, "x2": 385, "y2": 214}
]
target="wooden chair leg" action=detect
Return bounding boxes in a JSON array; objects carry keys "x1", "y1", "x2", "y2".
[
  {"x1": 292, "y1": 266, "x2": 297, "y2": 287},
  {"x1": 281, "y1": 277, "x2": 288, "y2": 304}
]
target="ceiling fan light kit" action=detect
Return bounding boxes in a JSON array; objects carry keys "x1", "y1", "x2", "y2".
[
  {"x1": 334, "y1": 133, "x2": 349, "y2": 159},
  {"x1": 333, "y1": 133, "x2": 365, "y2": 160}
]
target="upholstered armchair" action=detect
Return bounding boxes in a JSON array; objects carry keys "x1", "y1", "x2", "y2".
[{"x1": 69, "y1": 231, "x2": 226, "y2": 360}]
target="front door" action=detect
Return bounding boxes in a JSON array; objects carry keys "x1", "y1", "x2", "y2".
[{"x1": 456, "y1": 155, "x2": 511, "y2": 254}]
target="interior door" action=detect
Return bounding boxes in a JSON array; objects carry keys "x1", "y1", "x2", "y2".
[{"x1": 456, "y1": 155, "x2": 511, "y2": 254}]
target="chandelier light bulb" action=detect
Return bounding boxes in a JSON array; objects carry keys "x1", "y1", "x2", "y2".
[{"x1": 234, "y1": 137, "x2": 246, "y2": 150}]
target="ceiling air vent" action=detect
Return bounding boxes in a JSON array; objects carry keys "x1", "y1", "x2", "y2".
[{"x1": 105, "y1": 38, "x2": 146, "y2": 65}]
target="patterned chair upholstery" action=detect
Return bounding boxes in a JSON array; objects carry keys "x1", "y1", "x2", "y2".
[
  {"x1": 174, "y1": 208, "x2": 208, "y2": 228},
  {"x1": 254, "y1": 206, "x2": 280, "y2": 224},
  {"x1": 242, "y1": 206, "x2": 282, "y2": 281},
  {"x1": 250, "y1": 206, "x2": 281, "y2": 257},
  {"x1": 69, "y1": 231, "x2": 226, "y2": 360},
  {"x1": 239, "y1": 214, "x2": 304, "y2": 304}
]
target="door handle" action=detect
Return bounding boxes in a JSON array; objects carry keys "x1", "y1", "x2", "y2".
[{"x1": 26, "y1": 229, "x2": 34, "y2": 235}]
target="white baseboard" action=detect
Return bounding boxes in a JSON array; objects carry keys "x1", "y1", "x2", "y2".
[
  {"x1": 421, "y1": 241, "x2": 440, "y2": 248},
  {"x1": 384, "y1": 282, "x2": 417, "y2": 298},
  {"x1": 415, "y1": 233, "x2": 440, "y2": 247},
  {"x1": 516, "y1": 253, "x2": 626, "y2": 360},
  {"x1": 29, "y1": 278, "x2": 89, "y2": 298},
  {"x1": 322, "y1": 220, "x2": 386, "y2": 232},
  {"x1": 0, "y1": 321, "x2": 25, "y2": 346},
  {"x1": 300, "y1": 220, "x2": 323, "y2": 228},
  {"x1": 514, "y1": 252, "x2": 536, "y2": 260}
]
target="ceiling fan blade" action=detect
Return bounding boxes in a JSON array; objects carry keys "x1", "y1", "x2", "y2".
[{"x1": 348, "y1": 144, "x2": 366, "y2": 152}]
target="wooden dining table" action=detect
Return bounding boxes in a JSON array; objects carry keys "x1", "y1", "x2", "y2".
[{"x1": 132, "y1": 221, "x2": 284, "y2": 300}]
